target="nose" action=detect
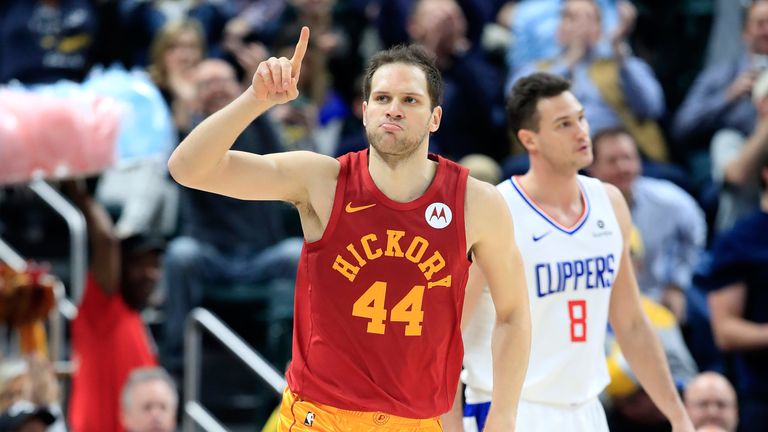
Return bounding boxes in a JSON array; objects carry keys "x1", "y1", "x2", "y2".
[
  {"x1": 385, "y1": 100, "x2": 404, "y2": 119},
  {"x1": 576, "y1": 121, "x2": 589, "y2": 140}
]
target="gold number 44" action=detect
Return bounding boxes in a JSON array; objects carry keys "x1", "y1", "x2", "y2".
[{"x1": 352, "y1": 281, "x2": 425, "y2": 336}]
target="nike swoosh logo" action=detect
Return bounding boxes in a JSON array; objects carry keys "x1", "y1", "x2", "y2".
[
  {"x1": 532, "y1": 231, "x2": 551, "y2": 242},
  {"x1": 345, "y1": 202, "x2": 376, "y2": 213}
]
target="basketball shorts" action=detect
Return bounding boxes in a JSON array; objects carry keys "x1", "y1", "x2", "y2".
[
  {"x1": 517, "y1": 398, "x2": 609, "y2": 432},
  {"x1": 463, "y1": 398, "x2": 609, "y2": 432},
  {"x1": 278, "y1": 387, "x2": 443, "y2": 431},
  {"x1": 462, "y1": 401, "x2": 490, "y2": 432}
]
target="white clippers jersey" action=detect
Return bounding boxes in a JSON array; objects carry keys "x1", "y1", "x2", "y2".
[{"x1": 463, "y1": 175, "x2": 623, "y2": 406}]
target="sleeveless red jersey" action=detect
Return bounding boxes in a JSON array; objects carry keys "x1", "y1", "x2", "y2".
[{"x1": 286, "y1": 150, "x2": 471, "y2": 418}]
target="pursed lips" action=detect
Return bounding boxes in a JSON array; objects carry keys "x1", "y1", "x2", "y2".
[{"x1": 380, "y1": 122, "x2": 403, "y2": 131}]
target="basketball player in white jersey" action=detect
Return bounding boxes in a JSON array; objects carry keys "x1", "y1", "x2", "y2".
[{"x1": 442, "y1": 72, "x2": 694, "y2": 432}]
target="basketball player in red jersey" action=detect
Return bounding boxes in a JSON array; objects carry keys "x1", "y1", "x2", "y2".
[{"x1": 168, "y1": 27, "x2": 531, "y2": 431}]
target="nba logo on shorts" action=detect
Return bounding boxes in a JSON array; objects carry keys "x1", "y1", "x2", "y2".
[
  {"x1": 425, "y1": 202, "x2": 452, "y2": 229},
  {"x1": 304, "y1": 412, "x2": 315, "y2": 426}
]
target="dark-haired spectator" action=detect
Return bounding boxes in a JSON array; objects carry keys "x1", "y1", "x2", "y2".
[
  {"x1": 63, "y1": 180, "x2": 160, "y2": 432},
  {"x1": 588, "y1": 128, "x2": 706, "y2": 321}
]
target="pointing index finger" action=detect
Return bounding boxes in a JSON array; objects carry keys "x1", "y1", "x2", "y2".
[{"x1": 290, "y1": 26, "x2": 310, "y2": 78}]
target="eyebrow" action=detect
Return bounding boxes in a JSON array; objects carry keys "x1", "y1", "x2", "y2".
[
  {"x1": 371, "y1": 91, "x2": 425, "y2": 97},
  {"x1": 552, "y1": 109, "x2": 585, "y2": 124}
]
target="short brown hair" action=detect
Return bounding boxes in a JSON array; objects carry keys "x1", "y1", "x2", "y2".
[
  {"x1": 362, "y1": 44, "x2": 443, "y2": 109},
  {"x1": 591, "y1": 127, "x2": 636, "y2": 160},
  {"x1": 506, "y1": 73, "x2": 571, "y2": 147}
]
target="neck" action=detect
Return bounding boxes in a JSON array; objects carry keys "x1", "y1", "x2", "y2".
[
  {"x1": 520, "y1": 158, "x2": 583, "y2": 208},
  {"x1": 367, "y1": 145, "x2": 435, "y2": 202},
  {"x1": 761, "y1": 191, "x2": 768, "y2": 212}
]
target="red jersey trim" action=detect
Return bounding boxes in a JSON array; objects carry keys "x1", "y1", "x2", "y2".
[
  {"x1": 293, "y1": 247, "x2": 312, "y2": 394},
  {"x1": 294, "y1": 155, "x2": 347, "y2": 394},
  {"x1": 454, "y1": 167, "x2": 469, "y2": 263},
  {"x1": 443, "y1": 165, "x2": 470, "y2": 406},
  {"x1": 304, "y1": 156, "x2": 348, "y2": 251}
]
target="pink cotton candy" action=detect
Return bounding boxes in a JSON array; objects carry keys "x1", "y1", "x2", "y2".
[
  {"x1": 0, "y1": 89, "x2": 119, "y2": 185},
  {"x1": 0, "y1": 99, "x2": 33, "y2": 185}
]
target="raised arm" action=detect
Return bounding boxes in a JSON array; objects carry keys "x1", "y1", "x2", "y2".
[
  {"x1": 167, "y1": 27, "x2": 336, "y2": 206},
  {"x1": 466, "y1": 179, "x2": 530, "y2": 432},
  {"x1": 722, "y1": 114, "x2": 768, "y2": 187},
  {"x1": 672, "y1": 66, "x2": 741, "y2": 143},
  {"x1": 61, "y1": 180, "x2": 120, "y2": 294},
  {"x1": 604, "y1": 183, "x2": 694, "y2": 432}
]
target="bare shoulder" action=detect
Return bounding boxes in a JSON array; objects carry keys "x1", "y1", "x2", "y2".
[
  {"x1": 465, "y1": 176, "x2": 503, "y2": 209},
  {"x1": 600, "y1": 181, "x2": 631, "y2": 234},
  {"x1": 465, "y1": 177, "x2": 512, "y2": 249},
  {"x1": 601, "y1": 181, "x2": 623, "y2": 205}
]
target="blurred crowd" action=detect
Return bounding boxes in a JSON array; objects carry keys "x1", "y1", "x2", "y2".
[{"x1": 0, "y1": 0, "x2": 767, "y2": 431}]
